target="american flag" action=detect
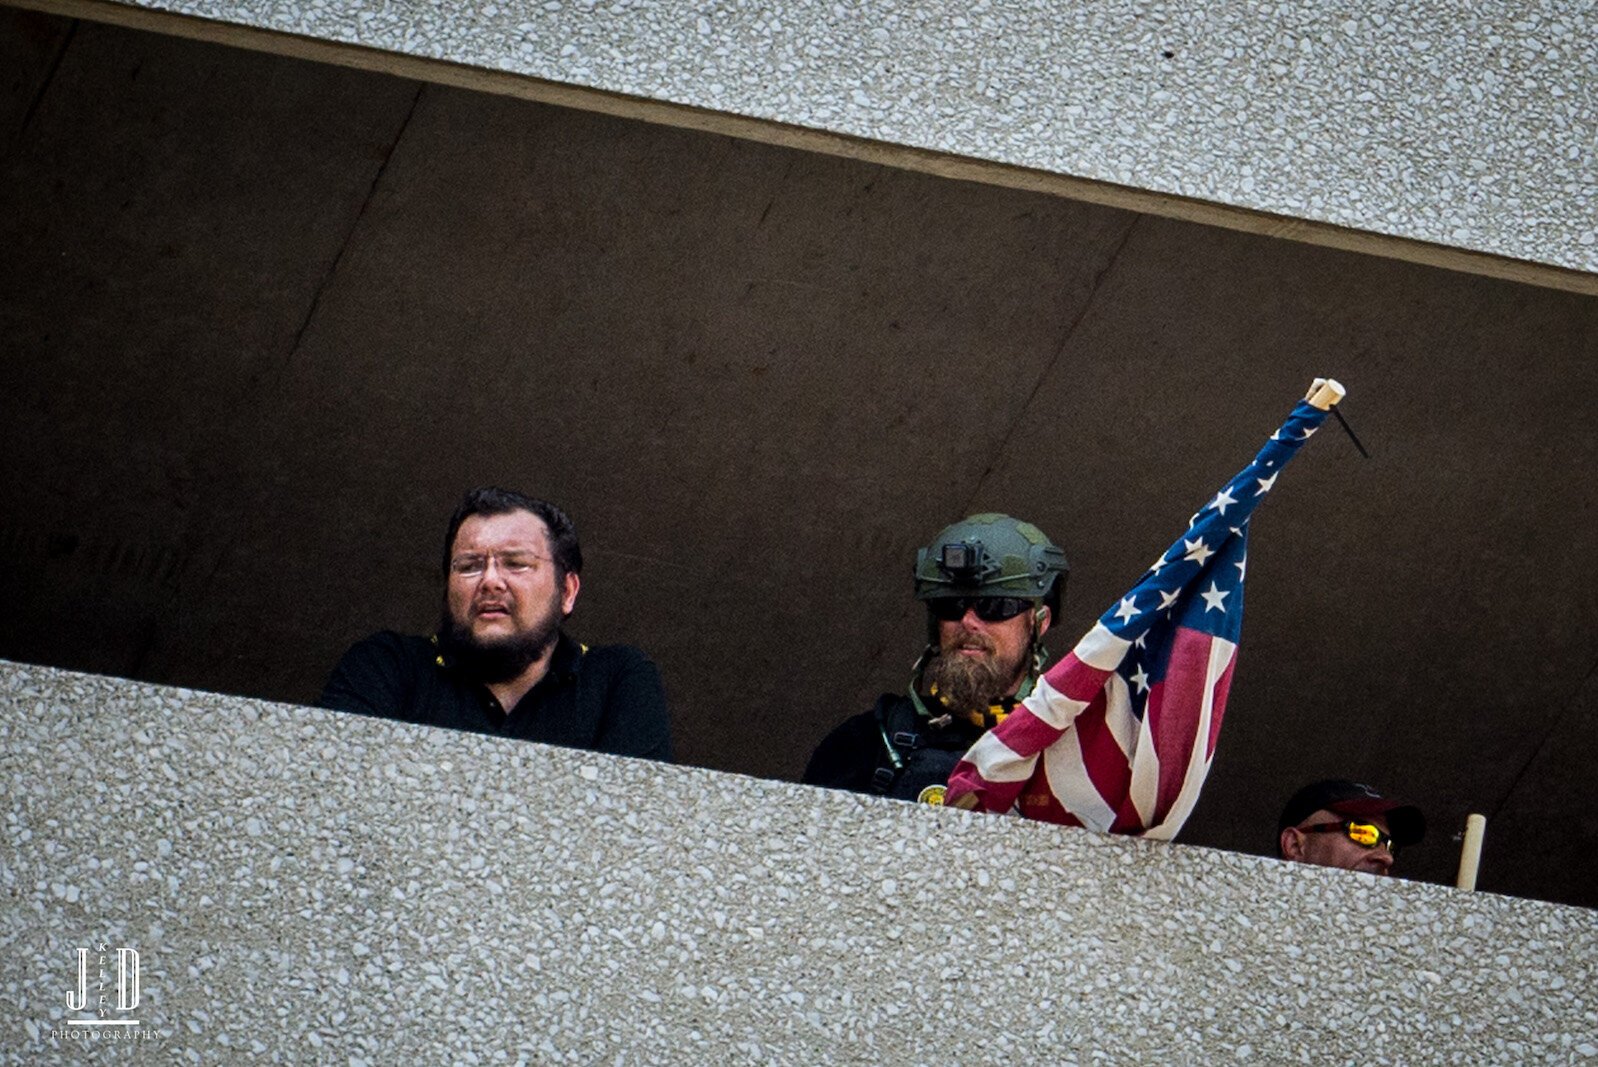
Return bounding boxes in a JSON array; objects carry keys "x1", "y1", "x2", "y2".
[{"x1": 945, "y1": 389, "x2": 1338, "y2": 838}]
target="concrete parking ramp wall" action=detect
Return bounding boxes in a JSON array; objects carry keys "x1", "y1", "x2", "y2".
[
  {"x1": 3, "y1": 2, "x2": 1597, "y2": 911},
  {"x1": 4, "y1": 661, "x2": 1595, "y2": 1063}
]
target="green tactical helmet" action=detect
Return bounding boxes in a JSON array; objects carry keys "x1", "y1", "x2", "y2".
[{"x1": 913, "y1": 513, "x2": 1069, "y2": 615}]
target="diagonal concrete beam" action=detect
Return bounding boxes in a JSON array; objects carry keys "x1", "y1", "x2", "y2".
[{"x1": 4, "y1": 0, "x2": 1595, "y2": 296}]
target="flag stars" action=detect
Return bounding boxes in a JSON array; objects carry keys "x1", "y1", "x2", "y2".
[
  {"x1": 1255, "y1": 471, "x2": 1279, "y2": 496},
  {"x1": 1236, "y1": 554, "x2": 1248, "y2": 581},
  {"x1": 1114, "y1": 596, "x2": 1140, "y2": 623},
  {"x1": 1129, "y1": 665, "x2": 1150, "y2": 694},
  {"x1": 1201, "y1": 582, "x2": 1230, "y2": 613},
  {"x1": 1183, "y1": 537, "x2": 1214, "y2": 565},
  {"x1": 1157, "y1": 588, "x2": 1180, "y2": 612},
  {"x1": 1209, "y1": 487, "x2": 1238, "y2": 515}
]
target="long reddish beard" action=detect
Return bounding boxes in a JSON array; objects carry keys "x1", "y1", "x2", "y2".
[{"x1": 923, "y1": 637, "x2": 1027, "y2": 715}]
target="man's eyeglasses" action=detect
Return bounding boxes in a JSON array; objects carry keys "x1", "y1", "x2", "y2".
[
  {"x1": 927, "y1": 596, "x2": 1035, "y2": 623},
  {"x1": 1299, "y1": 819, "x2": 1398, "y2": 854},
  {"x1": 448, "y1": 552, "x2": 548, "y2": 577}
]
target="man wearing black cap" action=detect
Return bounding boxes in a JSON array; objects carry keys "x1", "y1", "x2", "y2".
[{"x1": 1277, "y1": 779, "x2": 1425, "y2": 876}]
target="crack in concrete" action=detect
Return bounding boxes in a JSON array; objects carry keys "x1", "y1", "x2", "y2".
[
  {"x1": 8, "y1": 16, "x2": 76, "y2": 158},
  {"x1": 1488, "y1": 651, "x2": 1598, "y2": 824},
  {"x1": 827, "y1": 212, "x2": 1147, "y2": 754},
  {"x1": 959, "y1": 212, "x2": 1143, "y2": 512},
  {"x1": 159, "y1": 81, "x2": 430, "y2": 672},
  {"x1": 269, "y1": 80, "x2": 426, "y2": 392}
]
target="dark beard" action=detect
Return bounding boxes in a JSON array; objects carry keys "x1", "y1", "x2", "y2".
[
  {"x1": 923, "y1": 648, "x2": 1025, "y2": 715},
  {"x1": 437, "y1": 607, "x2": 561, "y2": 684}
]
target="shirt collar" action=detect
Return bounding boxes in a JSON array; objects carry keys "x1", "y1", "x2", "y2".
[{"x1": 547, "y1": 630, "x2": 583, "y2": 682}]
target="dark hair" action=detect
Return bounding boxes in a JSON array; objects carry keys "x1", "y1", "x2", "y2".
[{"x1": 442, "y1": 487, "x2": 582, "y2": 580}]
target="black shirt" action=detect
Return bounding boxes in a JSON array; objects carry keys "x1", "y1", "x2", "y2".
[{"x1": 318, "y1": 630, "x2": 672, "y2": 761}]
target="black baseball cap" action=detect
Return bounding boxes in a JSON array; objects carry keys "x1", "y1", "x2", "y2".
[{"x1": 1277, "y1": 779, "x2": 1425, "y2": 848}]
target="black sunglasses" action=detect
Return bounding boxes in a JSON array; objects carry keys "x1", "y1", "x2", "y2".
[{"x1": 927, "y1": 596, "x2": 1035, "y2": 623}]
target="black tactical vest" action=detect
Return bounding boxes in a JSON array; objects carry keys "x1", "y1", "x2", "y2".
[{"x1": 868, "y1": 694, "x2": 983, "y2": 804}]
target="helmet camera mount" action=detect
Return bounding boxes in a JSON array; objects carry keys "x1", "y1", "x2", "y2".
[{"x1": 937, "y1": 539, "x2": 991, "y2": 584}]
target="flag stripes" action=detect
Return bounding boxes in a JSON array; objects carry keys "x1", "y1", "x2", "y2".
[{"x1": 946, "y1": 396, "x2": 1334, "y2": 837}]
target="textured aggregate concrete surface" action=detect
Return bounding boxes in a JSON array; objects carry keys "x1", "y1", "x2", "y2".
[
  {"x1": 4, "y1": 662, "x2": 1597, "y2": 1064},
  {"x1": 32, "y1": 0, "x2": 1598, "y2": 278}
]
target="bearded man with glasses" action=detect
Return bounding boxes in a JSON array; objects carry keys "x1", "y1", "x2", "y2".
[
  {"x1": 803, "y1": 514, "x2": 1067, "y2": 805},
  {"x1": 318, "y1": 486, "x2": 671, "y2": 760},
  {"x1": 1276, "y1": 779, "x2": 1425, "y2": 876}
]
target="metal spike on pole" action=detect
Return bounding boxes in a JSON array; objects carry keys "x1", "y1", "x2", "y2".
[
  {"x1": 1303, "y1": 377, "x2": 1369, "y2": 456},
  {"x1": 1331, "y1": 406, "x2": 1371, "y2": 458}
]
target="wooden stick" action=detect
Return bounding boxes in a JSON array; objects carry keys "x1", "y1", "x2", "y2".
[
  {"x1": 1304, "y1": 378, "x2": 1346, "y2": 410},
  {"x1": 1456, "y1": 813, "x2": 1487, "y2": 890}
]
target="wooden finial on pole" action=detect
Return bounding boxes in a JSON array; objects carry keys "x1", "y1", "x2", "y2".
[
  {"x1": 1305, "y1": 377, "x2": 1346, "y2": 410},
  {"x1": 1456, "y1": 813, "x2": 1487, "y2": 890}
]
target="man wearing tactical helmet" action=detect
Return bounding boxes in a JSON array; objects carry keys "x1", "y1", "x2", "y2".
[{"x1": 802, "y1": 514, "x2": 1068, "y2": 804}]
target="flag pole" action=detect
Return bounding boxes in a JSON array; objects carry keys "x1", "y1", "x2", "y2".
[
  {"x1": 1456, "y1": 813, "x2": 1487, "y2": 890},
  {"x1": 946, "y1": 379, "x2": 1345, "y2": 827}
]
